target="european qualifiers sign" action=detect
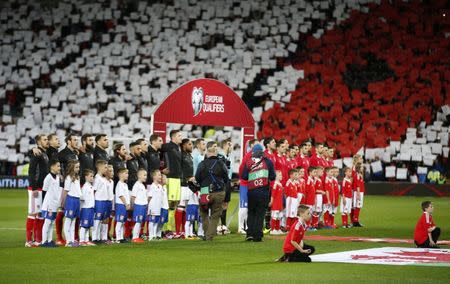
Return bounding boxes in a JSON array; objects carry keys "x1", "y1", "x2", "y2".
[
  {"x1": 0, "y1": 176, "x2": 29, "y2": 189},
  {"x1": 191, "y1": 86, "x2": 225, "y2": 117}
]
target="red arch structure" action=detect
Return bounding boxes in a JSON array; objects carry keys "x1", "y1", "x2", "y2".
[{"x1": 150, "y1": 78, "x2": 256, "y2": 157}]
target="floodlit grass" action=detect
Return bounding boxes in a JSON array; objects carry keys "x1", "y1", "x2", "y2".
[{"x1": 0, "y1": 190, "x2": 449, "y2": 283}]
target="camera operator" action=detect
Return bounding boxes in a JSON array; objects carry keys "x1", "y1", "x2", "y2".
[
  {"x1": 195, "y1": 141, "x2": 229, "y2": 241},
  {"x1": 217, "y1": 139, "x2": 233, "y2": 233}
]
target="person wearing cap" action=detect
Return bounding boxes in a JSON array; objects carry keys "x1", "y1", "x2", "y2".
[{"x1": 241, "y1": 144, "x2": 276, "y2": 242}]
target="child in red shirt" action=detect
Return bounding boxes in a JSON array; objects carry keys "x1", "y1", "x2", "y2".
[
  {"x1": 331, "y1": 167, "x2": 340, "y2": 228},
  {"x1": 312, "y1": 167, "x2": 325, "y2": 229},
  {"x1": 269, "y1": 171, "x2": 284, "y2": 235},
  {"x1": 322, "y1": 168, "x2": 334, "y2": 228},
  {"x1": 278, "y1": 204, "x2": 315, "y2": 262},
  {"x1": 414, "y1": 201, "x2": 441, "y2": 248},
  {"x1": 352, "y1": 163, "x2": 365, "y2": 227},
  {"x1": 340, "y1": 167, "x2": 353, "y2": 228},
  {"x1": 285, "y1": 169, "x2": 300, "y2": 231}
]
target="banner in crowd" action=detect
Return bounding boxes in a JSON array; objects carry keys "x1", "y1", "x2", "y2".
[{"x1": 0, "y1": 176, "x2": 29, "y2": 189}]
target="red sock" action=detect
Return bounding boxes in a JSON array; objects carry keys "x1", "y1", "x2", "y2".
[
  {"x1": 312, "y1": 214, "x2": 319, "y2": 228},
  {"x1": 175, "y1": 209, "x2": 183, "y2": 234},
  {"x1": 26, "y1": 217, "x2": 35, "y2": 242},
  {"x1": 350, "y1": 208, "x2": 355, "y2": 223},
  {"x1": 276, "y1": 219, "x2": 281, "y2": 230},
  {"x1": 341, "y1": 214, "x2": 346, "y2": 226},
  {"x1": 331, "y1": 215, "x2": 335, "y2": 227},
  {"x1": 270, "y1": 218, "x2": 276, "y2": 231},
  {"x1": 74, "y1": 218, "x2": 80, "y2": 241},
  {"x1": 181, "y1": 211, "x2": 186, "y2": 233},
  {"x1": 355, "y1": 208, "x2": 360, "y2": 222},
  {"x1": 55, "y1": 211, "x2": 64, "y2": 241},
  {"x1": 126, "y1": 221, "x2": 134, "y2": 239},
  {"x1": 324, "y1": 212, "x2": 329, "y2": 226},
  {"x1": 34, "y1": 218, "x2": 44, "y2": 243}
]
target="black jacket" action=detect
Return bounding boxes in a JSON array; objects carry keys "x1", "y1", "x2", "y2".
[
  {"x1": 28, "y1": 147, "x2": 49, "y2": 190},
  {"x1": 109, "y1": 156, "x2": 127, "y2": 187},
  {"x1": 181, "y1": 151, "x2": 194, "y2": 186},
  {"x1": 126, "y1": 155, "x2": 140, "y2": 189},
  {"x1": 161, "y1": 141, "x2": 182, "y2": 178},
  {"x1": 79, "y1": 149, "x2": 95, "y2": 184},
  {"x1": 93, "y1": 146, "x2": 109, "y2": 165},
  {"x1": 46, "y1": 146, "x2": 59, "y2": 161},
  {"x1": 195, "y1": 156, "x2": 229, "y2": 192},
  {"x1": 58, "y1": 147, "x2": 78, "y2": 175},
  {"x1": 145, "y1": 145, "x2": 162, "y2": 183}
]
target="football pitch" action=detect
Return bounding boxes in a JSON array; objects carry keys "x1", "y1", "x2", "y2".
[{"x1": 0, "y1": 190, "x2": 449, "y2": 283}]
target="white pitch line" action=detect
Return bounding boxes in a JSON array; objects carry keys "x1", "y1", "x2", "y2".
[{"x1": 0, "y1": 228, "x2": 25, "y2": 230}]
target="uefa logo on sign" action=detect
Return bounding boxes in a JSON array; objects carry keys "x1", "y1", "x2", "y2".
[{"x1": 192, "y1": 87, "x2": 203, "y2": 116}]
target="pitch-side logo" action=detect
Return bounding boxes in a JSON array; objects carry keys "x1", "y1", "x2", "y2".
[{"x1": 191, "y1": 87, "x2": 225, "y2": 117}]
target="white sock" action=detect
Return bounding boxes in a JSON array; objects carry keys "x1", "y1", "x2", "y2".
[
  {"x1": 184, "y1": 221, "x2": 189, "y2": 237},
  {"x1": 92, "y1": 220, "x2": 100, "y2": 241},
  {"x1": 115, "y1": 222, "x2": 123, "y2": 240},
  {"x1": 85, "y1": 228, "x2": 90, "y2": 242},
  {"x1": 80, "y1": 227, "x2": 86, "y2": 242},
  {"x1": 70, "y1": 219, "x2": 76, "y2": 242},
  {"x1": 48, "y1": 221, "x2": 54, "y2": 242},
  {"x1": 197, "y1": 220, "x2": 204, "y2": 237},
  {"x1": 64, "y1": 218, "x2": 73, "y2": 243},
  {"x1": 42, "y1": 219, "x2": 51, "y2": 243},
  {"x1": 156, "y1": 224, "x2": 162, "y2": 238},
  {"x1": 133, "y1": 223, "x2": 141, "y2": 239},
  {"x1": 238, "y1": 208, "x2": 248, "y2": 231},
  {"x1": 101, "y1": 223, "x2": 108, "y2": 240}
]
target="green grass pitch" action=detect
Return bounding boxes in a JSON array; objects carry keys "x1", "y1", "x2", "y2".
[{"x1": 0, "y1": 190, "x2": 449, "y2": 283}]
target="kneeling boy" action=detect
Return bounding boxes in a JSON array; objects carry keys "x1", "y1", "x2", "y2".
[{"x1": 278, "y1": 204, "x2": 315, "y2": 262}]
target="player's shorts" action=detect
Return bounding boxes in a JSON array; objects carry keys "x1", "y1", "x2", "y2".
[
  {"x1": 148, "y1": 214, "x2": 160, "y2": 223},
  {"x1": 297, "y1": 194, "x2": 303, "y2": 205},
  {"x1": 332, "y1": 205, "x2": 338, "y2": 215},
  {"x1": 115, "y1": 204, "x2": 127, "y2": 223},
  {"x1": 340, "y1": 197, "x2": 352, "y2": 214},
  {"x1": 167, "y1": 178, "x2": 181, "y2": 201},
  {"x1": 271, "y1": 210, "x2": 282, "y2": 220},
  {"x1": 105, "y1": 201, "x2": 113, "y2": 216},
  {"x1": 313, "y1": 194, "x2": 323, "y2": 212},
  {"x1": 285, "y1": 197, "x2": 299, "y2": 218},
  {"x1": 181, "y1": 186, "x2": 192, "y2": 201},
  {"x1": 323, "y1": 204, "x2": 333, "y2": 214},
  {"x1": 186, "y1": 204, "x2": 199, "y2": 221},
  {"x1": 42, "y1": 210, "x2": 57, "y2": 220},
  {"x1": 80, "y1": 208, "x2": 94, "y2": 228},
  {"x1": 94, "y1": 200, "x2": 109, "y2": 221},
  {"x1": 159, "y1": 208, "x2": 169, "y2": 224},
  {"x1": 352, "y1": 192, "x2": 364, "y2": 208},
  {"x1": 239, "y1": 185, "x2": 248, "y2": 208},
  {"x1": 28, "y1": 189, "x2": 42, "y2": 215},
  {"x1": 132, "y1": 204, "x2": 147, "y2": 223},
  {"x1": 64, "y1": 195, "x2": 80, "y2": 219}
]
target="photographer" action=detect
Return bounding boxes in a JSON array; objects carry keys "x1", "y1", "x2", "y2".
[
  {"x1": 195, "y1": 141, "x2": 229, "y2": 241},
  {"x1": 217, "y1": 139, "x2": 233, "y2": 233}
]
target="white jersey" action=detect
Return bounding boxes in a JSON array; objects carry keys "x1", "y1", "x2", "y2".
[
  {"x1": 148, "y1": 183, "x2": 163, "y2": 215},
  {"x1": 41, "y1": 173, "x2": 62, "y2": 212},
  {"x1": 106, "y1": 179, "x2": 114, "y2": 201},
  {"x1": 115, "y1": 181, "x2": 130, "y2": 205},
  {"x1": 81, "y1": 182, "x2": 95, "y2": 209},
  {"x1": 187, "y1": 190, "x2": 199, "y2": 205},
  {"x1": 64, "y1": 176, "x2": 81, "y2": 198},
  {"x1": 161, "y1": 185, "x2": 169, "y2": 209},
  {"x1": 131, "y1": 181, "x2": 148, "y2": 205},
  {"x1": 93, "y1": 174, "x2": 109, "y2": 201}
]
